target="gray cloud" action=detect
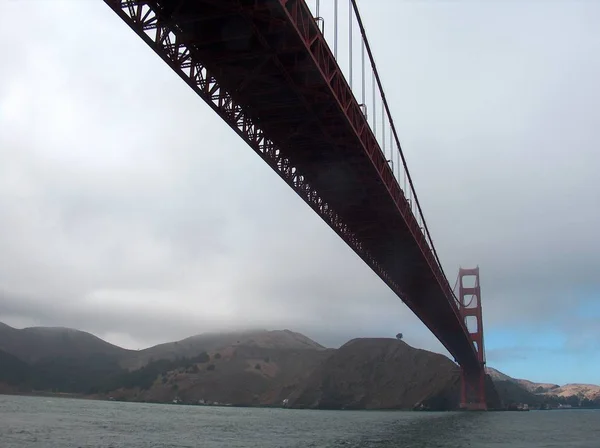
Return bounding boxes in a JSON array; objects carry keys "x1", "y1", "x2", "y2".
[{"x1": 0, "y1": 0, "x2": 598, "y2": 376}]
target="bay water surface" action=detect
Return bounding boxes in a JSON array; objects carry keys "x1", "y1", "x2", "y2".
[{"x1": 1, "y1": 395, "x2": 598, "y2": 447}]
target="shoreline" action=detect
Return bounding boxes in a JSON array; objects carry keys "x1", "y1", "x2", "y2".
[{"x1": 4, "y1": 391, "x2": 582, "y2": 412}]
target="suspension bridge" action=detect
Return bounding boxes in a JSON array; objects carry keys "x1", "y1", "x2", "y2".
[{"x1": 103, "y1": 0, "x2": 488, "y2": 410}]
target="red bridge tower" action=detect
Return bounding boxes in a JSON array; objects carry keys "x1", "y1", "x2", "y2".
[{"x1": 458, "y1": 267, "x2": 487, "y2": 410}]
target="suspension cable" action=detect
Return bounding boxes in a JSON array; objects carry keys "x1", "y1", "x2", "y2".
[{"x1": 349, "y1": 0, "x2": 449, "y2": 286}]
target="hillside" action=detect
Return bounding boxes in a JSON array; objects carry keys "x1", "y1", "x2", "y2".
[
  {"x1": 544, "y1": 384, "x2": 600, "y2": 400},
  {"x1": 105, "y1": 344, "x2": 333, "y2": 405},
  {"x1": 285, "y1": 338, "x2": 501, "y2": 410},
  {"x1": 2, "y1": 321, "x2": 596, "y2": 410},
  {"x1": 0, "y1": 323, "x2": 332, "y2": 401},
  {"x1": 0, "y1": 323, "x2": 130, "y2": 363},
  {"x1": 491, "y1": 380, "x2": 543, "y2": 407},
  {"x1": 121, "y1": 329, "x2": 324, "y2": 371},
  {"x1": 0, "y1": 348, "x2": 32, "y2": 390},
  {"x1": 105, "y1": 337, "x2": 507, "y2": 410},
  {"x1": 486, "y1": 367, "x2": 515, "y2": 383},
  {"x1": 487, "y1": 367, "x2": 600, "y2": 404},
  {"x1": 487, "y1": 368, "x2": 559, "y2": 394},
  {"x1": 514, "y1": 378, "x2": 560, "y2": 393}
]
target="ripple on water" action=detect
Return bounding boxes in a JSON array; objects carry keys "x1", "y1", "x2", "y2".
[{"x1": 0, "y1": 395, "x2": 599, "y2": 448}]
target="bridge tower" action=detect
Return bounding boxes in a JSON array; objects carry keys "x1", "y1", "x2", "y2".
[{"x1": 458, "y1": 267, "x2": 487, "y2": 410}]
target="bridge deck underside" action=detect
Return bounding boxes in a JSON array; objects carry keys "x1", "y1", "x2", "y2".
[{"x1": 112, "y1": 0, "x2": 479, "y2": 369}]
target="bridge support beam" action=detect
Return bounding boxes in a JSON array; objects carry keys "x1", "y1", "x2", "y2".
[{"x1": 458, "y1": 267, "x2": 487, "y2": 410}]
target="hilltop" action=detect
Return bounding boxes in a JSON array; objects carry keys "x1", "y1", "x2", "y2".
[
  {"x1": 121, "y1": 329, "x2": 325, "y2": 371},
  {"x1": 0, "y1": 322, "x2": 131, "y2": 363}
]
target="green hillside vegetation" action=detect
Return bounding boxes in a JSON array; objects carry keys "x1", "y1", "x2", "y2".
[
  {"x1": 492, "y1": 380, "x2": 543, "y2": 407},
  {"x1": 0, "y1": 347, "x2": 212, "y2": 394},
  {"x1": 0, "y1": 349, "x2": 33, "y2": 390},
  {"x1": 95, "y1": 352, "x2": 211, "y2": 393}
]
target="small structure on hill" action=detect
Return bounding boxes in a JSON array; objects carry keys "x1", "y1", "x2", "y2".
[{"x1": 396, "y1": 333, "x2": 403, "y2": 340}]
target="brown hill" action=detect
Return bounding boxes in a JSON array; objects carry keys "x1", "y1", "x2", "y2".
[
  {"x1": 546, "y1": 384, "x2": 600, "y2": 400},
  {"x1": 516, "y1": 378, "x2": 560, "y2": 394},
  {"x1": 0, "y1": 323, "x2": 331, "y2": 399},
  {"x1": 486, "y1": 367, "x2": 599, "y2": 401},
  {"x1": 121, "y1": 329, "x2": 325, "y2": 371},
  {"x1": 283, "y1": 338, "x2": 501, "y2": 410},
  {"x1": 486, "y1": 367, "x2": 515, "y2": 383},
  {"x1": 3, "y1": 320, "x2": 570, "y2": 410},
  {"x1": 106, "y1": 341, "x2": 333, "y2": 406},
  {"x1": 0, "y1": 322, "x2": 130, "y2": 363},
  {"x1": 486, "y1": 369, "x2": 558, "y2": 394}
]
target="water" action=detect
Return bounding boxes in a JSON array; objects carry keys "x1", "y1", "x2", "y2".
[{"x1": 1, "y1": 395, "x2": 598, "y2": 447}]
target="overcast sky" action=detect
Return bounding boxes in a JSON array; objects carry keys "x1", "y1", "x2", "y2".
[{"x1": 0, "y1": 1, "x2": 598, "y2": 385}]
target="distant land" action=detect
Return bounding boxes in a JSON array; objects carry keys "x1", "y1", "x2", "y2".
[
  {"x1": 0, "y1": 322, "x2": 598, "y2": 410},
  {"x1": 486, "y1": 367, "x2": 600, "y2": 408}
]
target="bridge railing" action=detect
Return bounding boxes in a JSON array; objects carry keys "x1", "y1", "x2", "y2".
[{"x1": 305, "y1": 0, "x2": 453, "y2": 296}]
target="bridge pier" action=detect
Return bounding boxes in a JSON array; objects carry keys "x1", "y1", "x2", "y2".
[
  {"x1": 458, "y1": 267, "x2": 487, "y2": 410},
  {"x1": 460, "y1": 367, "x2": 487, "y2": 410}
]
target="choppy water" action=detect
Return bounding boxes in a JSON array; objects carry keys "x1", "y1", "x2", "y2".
[{"x1": 1, "y1": 395, "x2": 599, "y2": 447}]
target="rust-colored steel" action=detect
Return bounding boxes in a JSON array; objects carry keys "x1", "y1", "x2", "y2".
[
  {"x1": 102, "y1": 0, "x2": 481, "y2": 371},
  {"x1": 458, "y1": 267, "x2": 487, "y2": 410}
]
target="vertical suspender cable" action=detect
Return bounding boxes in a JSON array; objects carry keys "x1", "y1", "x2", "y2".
[
  {"x1": 349, "y1": 0, "x2": 353, "y2": 89},
  {"x1": 382, "y1": 103, "x2": 385, "y2": 157},
  {"x1": 372, "y1": 74, "x2": 376, "y2": 137},
  {"x1": 382, "y1": 112, "x2": 386, "y2": 156},
  {"x1": 391, "y1": 124, "x2": 395, "y2": 181},
  {"x1": 397, "y1": 136, "x2": 401, "y2": 188},
  {"x1": 349, "y1": 0, "x2": 448, "y2": 284},
  {"x1": 334, "y1": 0, "x2": 338, "y2": 58},
  {"x1": 361, "y1": 39, "x2": 365, "y2": 105}
]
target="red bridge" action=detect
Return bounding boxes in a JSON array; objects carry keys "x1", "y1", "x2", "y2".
[{"x1": 104, "y1": 0, "x2": 487, "y2": 410}]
